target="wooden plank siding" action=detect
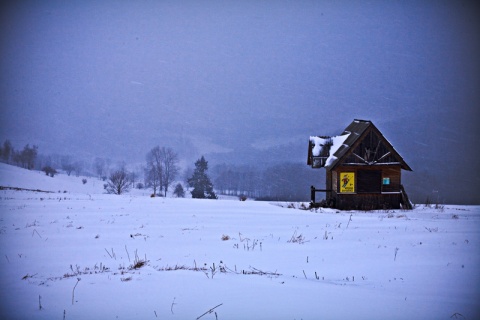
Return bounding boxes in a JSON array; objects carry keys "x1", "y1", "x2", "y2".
[
  {"x1": 329, "y1": 165, "x2": 403, "y2": 210},
  {"x1": 381, "y1": 166, "x2": 402, "y2": 193},
  {"x1": 326, "y1": 170, "x2": 334, "y2": 201},
  {"x1": 335, "y1": 193, "x2": 403, "y2": 210}
]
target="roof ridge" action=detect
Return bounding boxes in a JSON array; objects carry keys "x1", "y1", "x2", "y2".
[{"x1": 353, "y1": 119, "x2": 371, "y2": 123}]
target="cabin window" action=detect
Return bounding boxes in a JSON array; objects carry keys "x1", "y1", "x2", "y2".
[
  {"x1": 383, "y1": 177, "x2": 390, "y2": 185},
  {"x1": 312, "y1": 157, "x2": 327, "y2": 168},
  {"x1": 357, "y1": 170, "x2": 381, "y2": 193}
]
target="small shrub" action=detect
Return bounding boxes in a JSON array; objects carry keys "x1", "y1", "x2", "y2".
[
  {"x1": 239, "y1": 195, "x2": 247, "y2": 201},
  {"x1": 221, "y1": 234, "x2": 230, "y2": 241},
  {"x1": 42, "y1": 166, "x2": 57, "y2": 177},
  {"x1": 136, "y1": 182, "x2": 144, "y2": 189},
  {"x1": 130, "y1": 259, "x2": 146, "y2": 270},
  {"x1": 82, "y1": 178, "x2": 87, "y2": 184}
]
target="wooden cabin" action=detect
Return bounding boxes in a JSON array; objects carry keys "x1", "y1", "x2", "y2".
[{"x1": 307, "y1": 119, "x2": 412, "y2": 210}]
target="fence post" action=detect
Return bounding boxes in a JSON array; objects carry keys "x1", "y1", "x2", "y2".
[{"x1": 310, "y1": 186, "x2": 316, "y2": 203}]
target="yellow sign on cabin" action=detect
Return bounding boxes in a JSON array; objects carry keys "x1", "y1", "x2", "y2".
[{"x1": 340, "y1": 172, "x2": 355, "y2": 193}]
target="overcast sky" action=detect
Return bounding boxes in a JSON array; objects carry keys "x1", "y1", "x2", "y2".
[{"x1": 1, "y1": 1, "x2": 479, "y2": 201}]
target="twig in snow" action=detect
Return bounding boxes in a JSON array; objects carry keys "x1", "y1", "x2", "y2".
[
  {"x1": 72, "y1": 278, "x2": 81, "y2": 305},
  {"x1": 346, "y1": 214, "x2": 353, "y2": 228},
  {"x1": 196, "y1": 303, "x2": 223, "y2": 320},
  {"x1": 39, "y1": 295, "x2": 43, "y2": 310},
  {"x1": 32, "y1": 229, "x2": 42, "y2": 238},
  {"x1": 125, "y1": 245, "x2": 131, "y2": 262},
  {"x1": 288, "y1": 230, "x2": 308, "y2": 244},
  {"x1": 239, "y1": 232, "x2": 250, "y2": 242},
  {"x1": 22, "y1": 273, "x2": 37, "y2": 280},
  {"x1": 104, "y1": 248, "x2": 116, "y2": 260},
  {"x1": 394, "y1": 247, "x2": 399, "y2": 261},
  {"x1": 303, "y1": 270, "x2": 307, "y2": 279},
  {"x1": 171, "y1": 297, "x2": 176, "y2": 314}
]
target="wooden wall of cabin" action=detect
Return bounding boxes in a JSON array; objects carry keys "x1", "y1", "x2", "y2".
[
  {"x1": 335, "y1": 193, "x2": 403, "y2": 210},
  {"x1": 381, "y1": 166, "x2": 401, "y2": 193},
  {"x1": 326, "y1": 170, "x2": 333, "y2": 200},
  {"x1": 329, "y1": 165, "x2": 403, "y2": 210},
  {"x1": 332, "y1": 165, "x2": 402, "y2": 193}
]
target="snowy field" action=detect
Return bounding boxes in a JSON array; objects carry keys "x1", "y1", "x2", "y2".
[{"x1": 0, "y1": 163, "x2": 479, "y2": 320}]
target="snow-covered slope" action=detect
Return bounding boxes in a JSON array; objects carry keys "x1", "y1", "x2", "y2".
[
  {"x1": 0, "y1": 162, "x2": 105, "y2": 194},
  {"x1": 0, "y1": 163, "x2": 479, "y2": 319}
]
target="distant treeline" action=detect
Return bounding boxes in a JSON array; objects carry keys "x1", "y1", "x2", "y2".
[
  {"x1": 210, "y1": 163, "x2": 322, "y2": 202},
  {"x1": 0, "y1": 139, "x2": 322, "y2": 202},
  {"x1": 0, "y1": 140, "x2": 38, "y2": 170}
]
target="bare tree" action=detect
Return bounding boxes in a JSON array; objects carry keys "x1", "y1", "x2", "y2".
[
  {"x1": 73, "y1": 161, "x2": 84, "y2": 177},
  {"x1": 144, "y1": 165, "x2": 160, "y2": 195},
  {"x1": 129, "y1": 171, "x2": 137, "y2": 188},
  {"x1": 94, "y1": 157, "x2": 107, "y2": 179},
  {"x1": 145, "y1": 146, "x2": 180, "y2": 197},
  {"x1": 17, "y1": 144, "x2": 38, "y2": 170},
  {"x1": 106, "y1": 168, "x2": 131, "y2": 195},
  {"x1": 145, "y1": 147, "x2": 163, "y2": 196},
  {"x1": 61, "y1": 156, "x2": 75, "y2": 176},
  {"x1": 161, "y1": 147, "x2": 179, "y2": 197}
]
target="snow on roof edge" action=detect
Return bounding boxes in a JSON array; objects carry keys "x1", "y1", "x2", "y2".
[{"x1": 310, "y1": 133, "x2": 351, "y2": 167}]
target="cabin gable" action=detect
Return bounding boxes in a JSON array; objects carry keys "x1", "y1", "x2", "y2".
[{"x1": 342, "y1": 129, "x2": 398, "y2": 166}]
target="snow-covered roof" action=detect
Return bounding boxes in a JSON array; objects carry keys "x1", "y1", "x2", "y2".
[
  {"x1": 309, "y1": 134, "x2": 350, "y2": 167},
  {"x1": 308, "y1": 119, "x2": 412, "y2": 171}
]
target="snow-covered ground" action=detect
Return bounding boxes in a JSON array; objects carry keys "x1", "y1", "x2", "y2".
[{"x1": 0, "y1": 163, "x2": 479, "y2": 319}]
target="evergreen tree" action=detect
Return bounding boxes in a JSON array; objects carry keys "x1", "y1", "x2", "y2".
[
  {"x1": 188, "y1": 156, "x2": 217, "y2": 199},
  {"x1": 173, "y1": 183, "x2": 185, "y2": 198}
]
